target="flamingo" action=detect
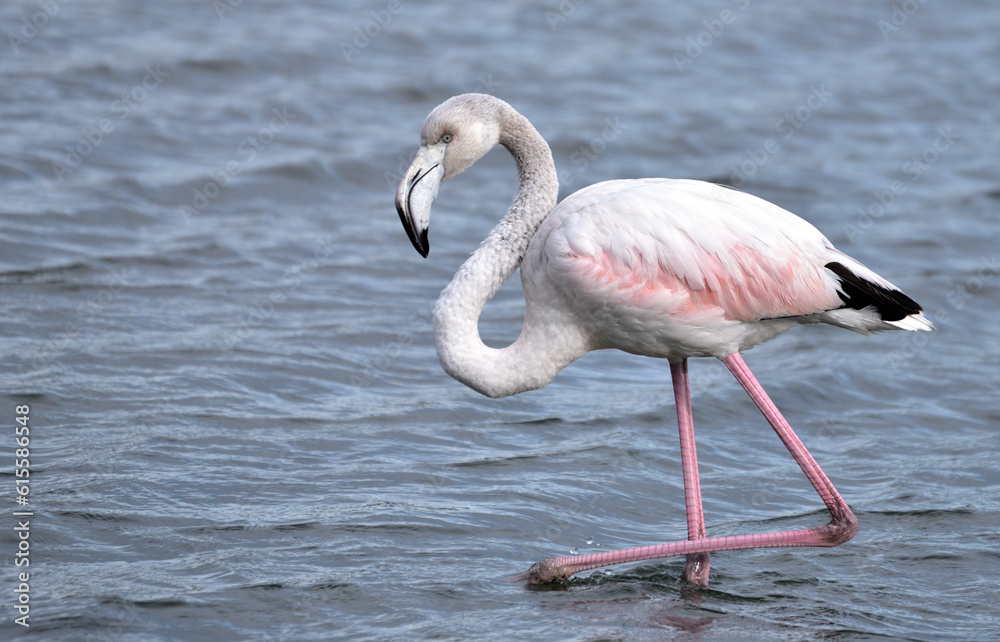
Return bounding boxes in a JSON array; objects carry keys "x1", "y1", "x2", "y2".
[{"x1": 394, "y1": 93, "x2": 932, "y2": 586}]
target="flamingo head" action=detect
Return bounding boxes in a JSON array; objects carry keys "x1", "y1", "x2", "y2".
[{"x1": 395, "y1": 94, "x2": 502, "y2": 257}]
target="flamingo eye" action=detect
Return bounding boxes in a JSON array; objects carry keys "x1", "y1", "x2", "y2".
[{"x1": 441, "y1": 133, "x2": 453, "y2": 143}]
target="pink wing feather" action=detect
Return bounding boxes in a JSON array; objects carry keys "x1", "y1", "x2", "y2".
[{"x1": 539, "y1": 179, "x2": 843, "y2": 324}]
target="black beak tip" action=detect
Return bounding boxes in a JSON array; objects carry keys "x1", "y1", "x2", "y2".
[
  {"x1": 415, "y1": 228, "x2": 429, "y2": 258},
  {"x1": 396, "y1": 199, "x2": 430, "y2": 258}
]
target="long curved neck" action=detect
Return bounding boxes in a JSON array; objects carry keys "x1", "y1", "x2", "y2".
[{"x1": 433, "y1": 106, "x2": 568, "y2": 398}]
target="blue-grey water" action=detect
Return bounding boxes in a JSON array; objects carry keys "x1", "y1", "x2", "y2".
[{"x1": 2, "y1": 1, "x2": 999, "y2": 640}]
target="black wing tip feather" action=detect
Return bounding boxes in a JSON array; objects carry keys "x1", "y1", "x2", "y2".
[{"x1": 825, "y1": 261, "x2": 922, "y2": 322}]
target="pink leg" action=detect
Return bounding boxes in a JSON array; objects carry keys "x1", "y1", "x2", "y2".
[
  {"x1": 671, "y1": 359, "x2": 710, "y2": 586},
  {"x1": 514, "y1": 353, "x2": 857, "y2": 585}
]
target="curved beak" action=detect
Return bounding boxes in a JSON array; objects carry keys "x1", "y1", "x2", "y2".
[{"x1": 395, "y1": 143, "x2": 445, "y2": 257}]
